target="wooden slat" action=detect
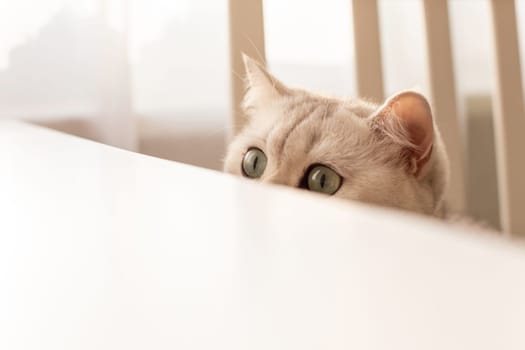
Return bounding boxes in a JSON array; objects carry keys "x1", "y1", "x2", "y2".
[
  {"x1": 351, "y1": 0, "x2": 384, "y2": 102},
  {"x1": 97, "y1": 0, "x2": 136, "y2": 151},
  {"x1": 228, "y1": 0, "x2": 266, "y2": 136},
  {"x1": 422, "y1": 0, "x2": 466, "y2": 212},
  {"x1": 490, "y1": 0, "x2": 525, "y2": 236}
]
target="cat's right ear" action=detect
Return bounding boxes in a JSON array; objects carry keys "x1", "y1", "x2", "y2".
[{"x1": 242, "y1": 53, "x2": 289, "y2": 112}]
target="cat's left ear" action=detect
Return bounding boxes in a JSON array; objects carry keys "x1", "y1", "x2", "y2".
[
  {"x1": 371, "y1": 91, "x2": 434, "y2": 175},
  {"x1": 242, "y1": 53, "x2": 289, "y2": 111}
]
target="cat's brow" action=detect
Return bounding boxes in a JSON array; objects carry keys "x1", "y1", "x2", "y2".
[
  {"x1": 268, "y1": 102, "x2": 319, "y2": 161},
  {"x1": 280, "y1": 103, "x2": 328, "y2": 160},
  {"x1": 265, "y1": 101, "x2": 304, "y2": 155},
  {"x1": 322, "y1": 103, "x2": 338, "y2": 120},
  {"x1": 294, "y1": 103, "x2": 336, "y2": 156},
  {"x1": 295, "y1": 104, "x2": 336, "y2": 152}
]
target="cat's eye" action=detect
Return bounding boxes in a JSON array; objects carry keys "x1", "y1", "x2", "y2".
[
  {"x1": 306, "y1": 165, "x2": 342, "y2": 195},
  {"x1": 242, "y1": 148, "x2": 267, "y2": 178}
]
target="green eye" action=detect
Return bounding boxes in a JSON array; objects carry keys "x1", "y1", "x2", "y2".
[
  {"x1": 242, "y1": 148, "x2": 267, "y2": 178},
  {"x1": 307, "y1": 165, "x2": 342, "y2": 195}
]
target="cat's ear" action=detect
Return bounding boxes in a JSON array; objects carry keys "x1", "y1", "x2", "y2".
[
  {"x1": 242, "y1": 53, "x2": 289, "y2": 111},
  {"x1": 371, "y1": 91, "x2": 434, "y2": 175}
]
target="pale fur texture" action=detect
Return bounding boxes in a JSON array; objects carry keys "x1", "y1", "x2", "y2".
[{"x1": 224, "y1": 55, "x2": 450, "y2": 217}]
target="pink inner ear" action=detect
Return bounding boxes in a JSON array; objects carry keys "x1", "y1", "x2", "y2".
[{"x1": 391, "y1": 92, "x2": 434, "y2": 161}]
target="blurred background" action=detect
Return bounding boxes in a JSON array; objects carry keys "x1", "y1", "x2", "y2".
[{"x1": 1, "y1": 0, "x2": 525, "y2": 229}]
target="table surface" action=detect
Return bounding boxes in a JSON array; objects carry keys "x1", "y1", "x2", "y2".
[{"x1": 1, "y1": 121, "x2": 524, "y2": 350}]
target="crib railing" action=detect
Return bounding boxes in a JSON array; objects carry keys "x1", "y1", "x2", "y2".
[{"x1": 228, "y1": 0, "x2": 525, "y2": 237}]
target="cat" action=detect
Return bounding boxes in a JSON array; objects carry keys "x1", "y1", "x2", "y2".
[{"x1": 223, "y1": 54, "x2": 449, "y2": 218}]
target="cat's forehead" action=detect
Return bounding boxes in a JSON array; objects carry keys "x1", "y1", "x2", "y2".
[
  {"x1": 268, "y1": 94, "x2": 374, "y2": 133},
  {"x1": 279, "y1": 93, "x2": 378, "y2": 120},
  {"x1": 240, "y1": 95, "x2": 375, "y2": 171},
  {"x1": 239, "y1": 92, "x2": 382, "y2": 165},
  {"x1": 245, "y1": 94, "x2": 374, "y2": 145}
]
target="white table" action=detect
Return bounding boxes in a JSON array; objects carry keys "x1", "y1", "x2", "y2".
[{"x1": 1, "y1": 121, "x2": 524, "y2": 350}]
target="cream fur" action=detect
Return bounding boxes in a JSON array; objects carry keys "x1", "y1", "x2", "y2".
[{"x1": 224, "y1": 55, "x2": 450, "y2": 217}]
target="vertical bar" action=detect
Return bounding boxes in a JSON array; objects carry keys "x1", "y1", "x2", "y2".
[
  {"x1": 96, "y1": 0, "x2": 136, "y2": 151},
  {"x1": 351, "y1": 0, "x2": 384, "y2": 102},
  {"x1": 490, "y1": 0, "x2": 525, "y2": 236},
  {"x1": 228, "y1": 0, "x2": 266, "y2": 136},
  {"x1": 422, "y1": 0, "x2": 466, "y2": 212}
]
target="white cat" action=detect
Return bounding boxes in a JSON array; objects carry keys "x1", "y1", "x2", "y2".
[{"x1": 224, "y1": 55, "x2": 450, "y2": 218}]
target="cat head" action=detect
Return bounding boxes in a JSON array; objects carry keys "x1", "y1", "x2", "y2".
[{"x1": 224, "y1": 55, "x2": 449, "y2": 216}]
